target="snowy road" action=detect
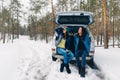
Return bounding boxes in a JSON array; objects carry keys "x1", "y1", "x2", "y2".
[
  {"x1": 0, "y1": 36, "x2": 120, "y2": 80},
  {"x1": 95, "y1": 47, "x2": 120, "y2": 80}
]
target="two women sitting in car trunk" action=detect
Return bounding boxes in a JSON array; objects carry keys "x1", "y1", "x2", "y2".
[{"x1": 55, "y1": 26, "x2": 91, "y2": 77}]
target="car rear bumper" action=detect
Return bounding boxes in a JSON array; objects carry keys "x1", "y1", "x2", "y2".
[{"x1": 52, "y1": 52, "x2": 94, "y2": 61}]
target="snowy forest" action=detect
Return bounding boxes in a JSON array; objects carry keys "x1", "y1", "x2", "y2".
[
  {"x1": 0, "y1": 0, "x2": 120, "y2": 48},
  {"x1": 0, "y1": 0, "x2": 120, "y2": 80}
]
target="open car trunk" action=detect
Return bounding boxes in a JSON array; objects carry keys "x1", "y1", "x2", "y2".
[
  {"x1": 52, "y1": 11, "x2": 95, "y2": 67},
  {"x1": 55, "y1": 11, "x2": 94, "y2": 25}
]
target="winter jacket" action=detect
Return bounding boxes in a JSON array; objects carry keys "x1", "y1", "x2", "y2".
[
  {"x1": 74, "y1": 34, "x2": 91, "y2": 54},
  {"x1": 55, "y1": 27, "x2": 71, "y2": 50}
]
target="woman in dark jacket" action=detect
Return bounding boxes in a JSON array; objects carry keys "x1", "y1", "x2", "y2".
[
  {"x1": 55, "y1": 27, "x2": 74, "y2": 74},
  {"x1": 74, "y1": 27, "x2": 91, "y2": 77}
]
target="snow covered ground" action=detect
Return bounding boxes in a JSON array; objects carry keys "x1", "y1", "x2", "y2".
[{"x1": 0, "y1": 36, "x2": 120, "y2": 80}]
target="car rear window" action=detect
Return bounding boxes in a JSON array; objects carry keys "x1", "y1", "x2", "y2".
[{"x1": 57, "y1": 16, "x2": 90, "y2": 25}]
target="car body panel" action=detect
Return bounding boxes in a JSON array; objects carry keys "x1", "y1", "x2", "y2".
[{"x1": 51, "y1": 11, "x2": 95, "y2": 62}]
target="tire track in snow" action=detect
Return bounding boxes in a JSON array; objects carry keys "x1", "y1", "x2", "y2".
[
  {"x1": 17, "y1": 41, "x2": 52, "y2": 80},
  {"x1": 16, "y1": 39, "x2": 109, "y2": 80}
]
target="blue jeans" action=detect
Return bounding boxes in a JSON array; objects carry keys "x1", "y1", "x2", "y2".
[
  {"x1": 57, "y1": 48, "x2": 74, "y2": 64},
  {"x1": 75, "y1": 50, "x2": 87, "y2": 67}
]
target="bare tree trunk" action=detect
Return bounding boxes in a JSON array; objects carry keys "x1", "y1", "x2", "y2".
[
  {"x1": 10, "y1": 0, "x2": 15, "y2": 43},
  {"x1": 17, "y1": 12, "x2": 19, "y2": 38},
  {"x1": 95, "y1": 0, "x2": 99, "y2": 45},
  {"x1": 51, "y1": 0, "x2": 55, "y2": 36},
  {"x1": 100, "y1": 18, "x2": 103, "y2": 45},
  {"x1": 102, "y1": 0, "x2": 108, "y2": 49},
  {"x1": 1, "y1": 0, "x2": 6, "y2": 43},
  {"x1": 7, "y1": 21, "x2": 11, "y2": 42},
  {"x1": 118, "y1": 13, "x2": 120, "y2": 47},
  {"x1": 3, "y1": 30, "x2": 6, "y2": 43},
  {"x1": 11, "y1": 18, "x2": 15, "y2": 42},
  {"x1": 118, "y1": 25, "x2": 120, "y2": 48},
  {"x1": 112, "y1": 15, "x2": 115, "y2": 47},
  {"x1": 100, "y1": 33, "x2": 103, "y2": 45},
  {"x1": 45, "y1": 25, "x2": 48, "y2": 43}
]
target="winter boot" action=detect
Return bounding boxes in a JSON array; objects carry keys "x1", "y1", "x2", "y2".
[
  {"x1": 60, "y1": 63, "x2": 64, "y2": 72},
  {"x1": 80, "y1": 67, "x2": 85, "y2": 77},
  {"x1": 65, "y1": 63, "x2": 71, "y2": 74},
  {"x1": 78, "y1": 64, "x2": 81, "y2": 74}
]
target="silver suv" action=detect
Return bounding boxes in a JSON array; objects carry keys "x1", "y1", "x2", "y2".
[{"x1": 51, "y1": 11, "x2": 95, "y2": 67}]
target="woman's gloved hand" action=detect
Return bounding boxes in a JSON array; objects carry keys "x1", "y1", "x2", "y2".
[{"x1": 66, "y1": 49, "x2": 70, "y2": 55}]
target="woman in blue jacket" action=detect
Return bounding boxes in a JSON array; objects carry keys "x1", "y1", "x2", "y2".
[
  {"x1": 55, "y1": 27, "x2": 74, "y2": 74},
  {"x1": 74, "y1": 27, "x2": 91, "y2": 77}
]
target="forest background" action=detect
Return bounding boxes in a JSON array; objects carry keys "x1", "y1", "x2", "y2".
[{"x1": 0, "y1": 0, "x2": 120, "y2": 48}]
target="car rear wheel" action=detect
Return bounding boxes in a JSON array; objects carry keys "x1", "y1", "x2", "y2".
[
  {"x1": 87, "y1": 58, "x2": 99, "y2": 69},
  {"x1": 52, "y1": 56, "x2": 57, "y2": 61}
]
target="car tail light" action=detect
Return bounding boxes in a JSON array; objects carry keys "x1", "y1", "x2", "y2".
[
  {"x1": 52, "y1": 48, "x2": 55, "y2": 51},
  {"x1": 89, "y1": 51, "x2": 94, "y2": 56},
  {"x1": 52, "y1": 48, "x2": 56, "y2": 53},
  {"x1": 90, "y1": 51, "x2": 95, "y2": 54}
]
